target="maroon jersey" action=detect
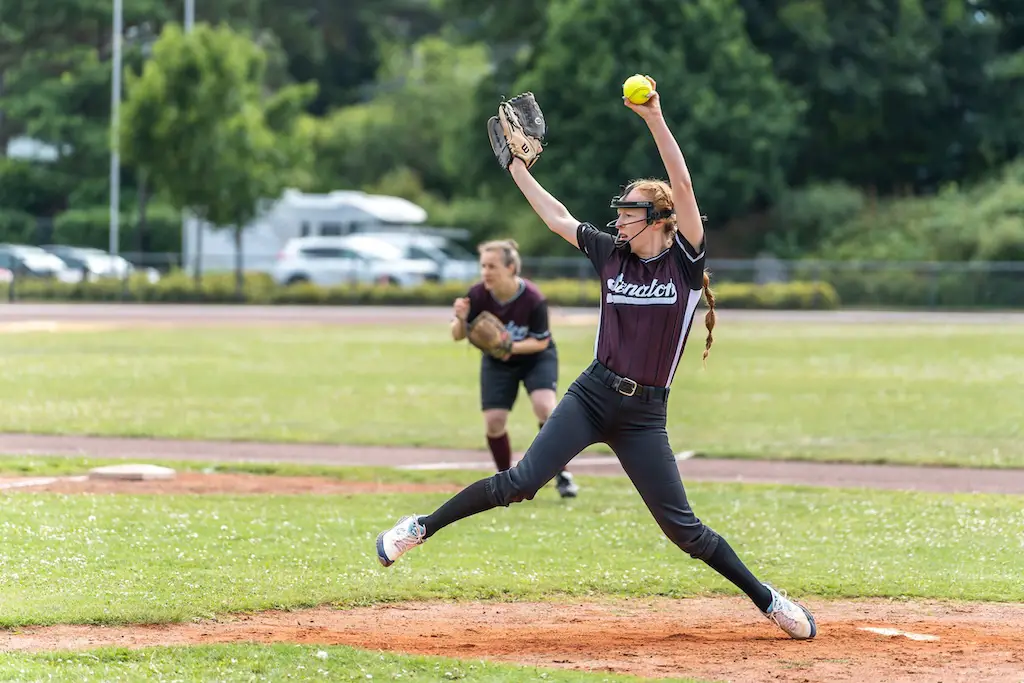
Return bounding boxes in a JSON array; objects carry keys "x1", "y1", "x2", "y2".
[
  {"x1": 466, "y1": 278, "x2": 554, "y2": 361},
  {"x1": 576, "y1": 222, "x2": 705, "y2": 387}
]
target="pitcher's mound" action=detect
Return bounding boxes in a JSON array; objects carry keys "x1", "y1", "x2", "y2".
[
  {"x1": 1, "y1": 598, "x2": 1023, "y2": 681},
  {"x1": 88, "y1": 464, "x2": 176, "y2": 481}
]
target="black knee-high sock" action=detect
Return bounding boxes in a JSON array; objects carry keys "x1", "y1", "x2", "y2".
[
  {"x1": 487, "y1": 433, "x2": 512, "y2": 471},
  {"x1": 703, "y1": 537, "x2": 774, "y2": 612},
  {"x1": 420, "y1": 479, "x2": 496, "y2": 539}
]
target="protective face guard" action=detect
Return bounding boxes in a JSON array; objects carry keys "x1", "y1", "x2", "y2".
[{"x1": 606, "y1": 185, "x2": 674, "y2": 247}]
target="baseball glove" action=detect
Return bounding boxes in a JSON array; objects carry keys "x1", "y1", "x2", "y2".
[
  {"x1": 466, "y1": 311, "x2": 514, "y2": 359},
  {"x1": 487, "y1": 92, "x2": 547, "y2": 170}
]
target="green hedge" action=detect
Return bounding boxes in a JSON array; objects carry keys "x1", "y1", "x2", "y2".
[
  {"x1": 0, "y1": 272, "x2": 840, "y2": 310},
  {"x1": 786, "y1": 263, "x2": 1024, "y2": 308},
  {"x1": 52, "y1": 204, "x2": 182, "y2": 253},
  {"x1": 0, "y1": 209, "x2": 37, "y2": 243}
]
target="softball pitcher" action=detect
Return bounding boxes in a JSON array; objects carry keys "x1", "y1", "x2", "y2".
[
  {"x1": 450, "y1": 239, "x2": 579, "y2": 498},
  {"x1": 376, "y1": 79, "x2": 816, "y2": 640}
]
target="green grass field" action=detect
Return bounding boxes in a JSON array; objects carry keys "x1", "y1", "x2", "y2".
[
  {"x1": 1, "y1": 464, "x2": 1022, "y2": 629},
  {"x1": 0, "y1": 320, "x2": 1021, "y2": 467},
  {"x1": 0, "y1": 456, "x2": 1021, "y2": 679},
  {"x1": 0, "y1": 644, "x2": 697, "y2": 683},
  {"x1": 0, "y1": 309, "x2": 1020, "y2": 681}
]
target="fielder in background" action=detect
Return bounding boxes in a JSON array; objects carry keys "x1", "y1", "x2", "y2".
[
  {"x1": 377, "y1": 76, "x2": 816, "y2": 641},
  {"x1": 450, "y1": 239, "x2": 579, "y2": 499}
]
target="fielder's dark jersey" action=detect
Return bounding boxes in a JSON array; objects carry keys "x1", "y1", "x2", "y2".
[
  {"x1": 466, "y1": 278, "x2": 554, "y2": 363},
  {"x1": 577, "y1": 222, "x2": 705, "y2": 388}
]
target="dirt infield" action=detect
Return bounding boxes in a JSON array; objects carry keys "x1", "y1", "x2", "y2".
[
  {"x1": 0, "y1": 471, "x2": 462, "y2": 496},
  {"x1": 5, "y1": 432, "x2": 1024, "y2": 494},
  {"x1": 1, "y1": 597, "x2": 1022, "y2": 682}
]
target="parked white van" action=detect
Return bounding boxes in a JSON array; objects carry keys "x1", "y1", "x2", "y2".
[{"x1": 182, "y1": 189, "x2": 469, "y2": 277}]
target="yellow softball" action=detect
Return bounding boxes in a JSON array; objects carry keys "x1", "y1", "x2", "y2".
[{"x1": 622, "y1": 74, "x2": 654, "y2": 105}]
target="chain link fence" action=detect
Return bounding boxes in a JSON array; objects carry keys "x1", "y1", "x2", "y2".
[
  {"x1": 520, "y1": 256, "x2": 1024, "y2": 309},
  {"x1": 3, "y1": 250, "x2": 1024, "y2": 309}
]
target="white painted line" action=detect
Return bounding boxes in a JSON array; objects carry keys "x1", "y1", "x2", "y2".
[
  {"x1": 0, "y1": 475, "x2": 89, "y2": 490},
  {"x1": 396, "y1": 455, "x2": 625, "y2": 471},
  {"x1": 858, "y1": 627, "x2": 939, "y2": 641},
  {"x1": 675, "y1": 451, "x2": 696, "y2": 460},
  {"x1": 0, "y1": 477, "x2": 58, "y2": 490}
]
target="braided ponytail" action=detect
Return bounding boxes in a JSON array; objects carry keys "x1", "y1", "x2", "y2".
[{"x1": 701, "y1": 270, "x2": 716, "y2": 367}]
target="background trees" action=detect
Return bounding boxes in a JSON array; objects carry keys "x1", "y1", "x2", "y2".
[{"x1": 1, "y1": 0, "x2": 1022, "y2": 262}]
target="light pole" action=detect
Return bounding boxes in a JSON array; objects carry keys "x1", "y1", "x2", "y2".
[
  {"x1": 111, "y1": 1, "x2": 194, "y2": 261},
  {"x1": 109, "y1": 0, "x2": 123, "y2": 256},
  {"x1": 181, "y1": 0, "x2": 195, "y2": 274}
]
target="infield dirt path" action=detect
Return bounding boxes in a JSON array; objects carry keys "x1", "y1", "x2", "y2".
[
  {"x1": 0, "y1": 596, "x2": 1021, "y2": 682},
  {"x1": 4, "y1": 431, "x2": 1024, "y2": 494}
]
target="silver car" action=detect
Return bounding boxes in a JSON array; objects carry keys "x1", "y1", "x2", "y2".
[
  {"x1": 363, "y1": 232, "x2": 478, "y2": 283},
  {"x1": 0, "y1": 244, "x2": 82, "y2": 283}
]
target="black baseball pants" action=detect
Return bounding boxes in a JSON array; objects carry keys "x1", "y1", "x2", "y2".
[
  {"x1": 425, "y1": 360, "x2": 719, "y2": 561},
  {"x1": 420, "y1": 360, "x2": 774, "y2": 611},
  {"x1": 489, "y1": 360, "x2": 718, "y2": 560}
]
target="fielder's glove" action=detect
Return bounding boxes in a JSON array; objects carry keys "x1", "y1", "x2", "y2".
[
  {"x1": 487, "y1": 92, "x2": 547, "y2": 170},
  {"x1": 465, "y1": 311, "x2": 514, "y2": 359}
]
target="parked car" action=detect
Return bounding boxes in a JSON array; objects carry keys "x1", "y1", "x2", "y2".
[
  {"x1": 364, "y1": 232, "x2": 478, "y2": 282},
  {"x1": 40, "y1": 245, "x2": 161, "y2": 284},
  {"x1": 0, "y1": 244, "x2": 82, "y2": 283},
  {"x1": 271, "y1": 236, "x2": 439, "y2": 287}
]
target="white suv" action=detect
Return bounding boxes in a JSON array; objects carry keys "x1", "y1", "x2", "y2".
[
  {"x1": 365, "y1": 232, "x2": 478, "y2": 283},
  {"x1": 271, "y1": 236, "x2": 438, "y2": 287}
]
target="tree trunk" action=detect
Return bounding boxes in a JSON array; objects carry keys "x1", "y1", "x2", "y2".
[
  {"x1": 192, "y1": 213, "x2": 204, "y2": 287},
  {"x1": 234, "y1": 225, "x2": 244, "y2": 301},
  {"x1": 0, "y1": 69, "x2": 6, "y2": 154},
  {"x1": 135, "y1": 169, "x2": 149, "y2": 257}
]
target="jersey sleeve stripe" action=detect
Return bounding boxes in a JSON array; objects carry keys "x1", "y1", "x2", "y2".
[{"x1": 674, "y1": 233, "x2": 705, "y2": 262}]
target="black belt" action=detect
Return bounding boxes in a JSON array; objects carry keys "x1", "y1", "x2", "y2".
[{"x1": 586, "y1": 360, "x2": 670, "y2": 403}]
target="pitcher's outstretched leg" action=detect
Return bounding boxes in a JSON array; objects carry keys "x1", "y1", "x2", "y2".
[
  {"x1": 610, "y1": 420, "x2": 816, "y2": 640},
  {"x1": 376, "y1": 386, "x2": 600, "y2": 567}
]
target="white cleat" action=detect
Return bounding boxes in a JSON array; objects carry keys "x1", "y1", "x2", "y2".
[
  {"x1": 375, "y1": 515, "x2": 426, "y2": 567},
  {"x1": 555, "y1": 471, "x2": 579, "y2": 498},
  {"x1": 762, "y1": 583, "x2": 817, "y2": 640}
]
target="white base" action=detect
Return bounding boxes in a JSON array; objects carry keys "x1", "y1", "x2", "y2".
[{"x1": 88, "y1": 464, "x2": 177, "y2": 481}]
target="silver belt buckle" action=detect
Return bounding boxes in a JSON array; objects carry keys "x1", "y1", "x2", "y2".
[{"x1": 617, "y1": 377, "x2": 638, "y2": 396}]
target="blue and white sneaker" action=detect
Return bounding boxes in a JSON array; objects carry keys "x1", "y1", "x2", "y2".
[
  {"x1": 762, "y1": 583, "x2": 817, "y2": 640},
  {"x1": 375, "y1": 515, "x2": 426, "y2": 567}
]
